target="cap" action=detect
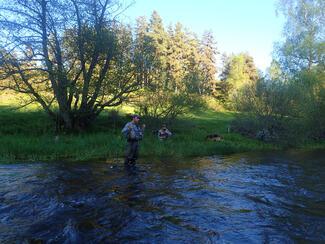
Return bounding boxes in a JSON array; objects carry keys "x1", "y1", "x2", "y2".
[{"x1": 131, "y1": 114, "x2": 140, "y2": 119}]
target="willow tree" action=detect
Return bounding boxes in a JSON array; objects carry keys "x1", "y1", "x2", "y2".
[{"x1": 0, "y1": 0, "x2": 138, "y2": 130}]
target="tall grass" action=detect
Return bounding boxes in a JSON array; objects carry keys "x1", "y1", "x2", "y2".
[{"x1": 0, "y1": 98, "x2": 278, "y2": 163}]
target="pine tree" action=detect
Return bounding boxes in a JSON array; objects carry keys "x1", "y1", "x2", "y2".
[
  {"x1": 198, "y1": 31, "x2": 217, "y2": 95},
  {"x1": 184, "y1": 33, "x2": 202, "y2": 93},
  {"x1": 147, "y1": 11, "x2": 169, "y2": 90},
  {"x1": 134, "y1": 16, "x2": 152, "y2": 87},
  {"x1": 167, "y1": 23, "x2": 190, "y2": 93}
]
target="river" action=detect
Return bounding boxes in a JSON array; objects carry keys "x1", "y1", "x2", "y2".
[{"x1": 0, "y1": 150, "x2": 324, "y2": 243}]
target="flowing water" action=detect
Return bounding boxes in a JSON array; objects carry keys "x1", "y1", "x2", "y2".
[{"x1": 0, "y1": 151, "x2": 324, "y2": 243}]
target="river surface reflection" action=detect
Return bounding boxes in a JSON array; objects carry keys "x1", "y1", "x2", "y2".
[{"x1": 0, "y1": 150, "x2": 324, "y2": 243}]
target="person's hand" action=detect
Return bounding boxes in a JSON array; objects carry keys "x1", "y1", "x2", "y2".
[{"x1": 142, "y1": 124, "x2": 146, "y2": 129}]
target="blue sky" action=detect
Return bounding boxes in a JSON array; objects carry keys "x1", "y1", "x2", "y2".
[{"x1": 121, "y1": 0, "x2": 285, "y2": 71}]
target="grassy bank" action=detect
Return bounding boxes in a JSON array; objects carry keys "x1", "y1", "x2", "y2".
[{"x1": 0, "y1": 94, "x2": 280, "y2": 162}]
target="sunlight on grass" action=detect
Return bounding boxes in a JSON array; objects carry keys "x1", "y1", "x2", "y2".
[{"x1": 0, "y1": 92, "x2": 317, "y2": 163}]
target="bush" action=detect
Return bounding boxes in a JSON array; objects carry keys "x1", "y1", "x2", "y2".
[
  {"x1": 295, "y1": 71, "x2": 325, "y2": 139},
  {"x1": 231, "y1": 71, "x2": 325, "y2": 144},
  {"x1": 231, "y1": 79, "x2": 292, "y2": 141},
  {"x1": 135, "y1": 88, "x2": 203, "y2": 120}
]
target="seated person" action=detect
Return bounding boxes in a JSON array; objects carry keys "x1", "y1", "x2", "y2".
[{"x1": 158, "y1": 124, "x2": 172, "y2": 140}]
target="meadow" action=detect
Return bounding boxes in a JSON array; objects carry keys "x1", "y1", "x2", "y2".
[{"x1": 0, "y1": 93, "x2": 280, "y2": 162}]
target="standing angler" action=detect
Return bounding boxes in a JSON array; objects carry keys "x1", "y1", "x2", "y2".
[{"x1": 121, "y1": 115, "x2": 145, "y2": 166}]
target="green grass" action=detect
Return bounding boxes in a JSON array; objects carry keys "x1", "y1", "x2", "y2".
[
  {"x1": 0, "y1": 93, "x2": 280, "y2": 163},
  {"x1": 2, "y1": 91, "x2": 324, "y2": 163}
]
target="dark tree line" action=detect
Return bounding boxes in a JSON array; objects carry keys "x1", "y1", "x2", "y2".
[{"x1": 132, "y1": 11, "x2": 217, "y2": 118}]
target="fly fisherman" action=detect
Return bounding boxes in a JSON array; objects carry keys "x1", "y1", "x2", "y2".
[{"x1": 121, "y1": 114, "x2": 145, "y2": 166}]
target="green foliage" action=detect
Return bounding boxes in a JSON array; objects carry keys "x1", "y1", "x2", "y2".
[
  {"x1": 131, "y1": 12, "x2": 218, "y2": 119},
  {"x1": 1, "y1": 5, "x2": 219, "y2": 132},
  {"x1": 0, "y1": 0, "x2": 139, "y2": 130},
  {"x1": 266, "y1": 60, "x2": 283, "y2": 80},
  {"x1": 0, "y1": 103, "x2": 280, "y2": 162},
  {"x1": 290, "y1": 69, "x2": 325, "y2": 139},
  {"x1": 232, "y1": 69, "x2": 325, "y2": 144},
  {"x1": 231, "y1": 78, "x2": 294, "y2": 143},
  {"x1": 196, "y1": 31, "x2": 218, "y2": 95},
  {"x1": 218, "y1": 53, "x2": 259, "y2": 106},
  {"x1": 229, "y1": 0, "x2": 325, "y2": 145},
  {"x1": 135, "y1": 89, "x2": 203, "y2": 120},
  {"x1": 275, "y1": 0, "x2": 325, "y2": 74},
  {"x1": 234, "y1": 78, "x2": 292, "y2": 117},
  {"x1": 134, "y1": 12, "x2": 218, "y2": 95}
]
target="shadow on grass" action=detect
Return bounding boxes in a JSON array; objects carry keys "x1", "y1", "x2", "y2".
[{"x1": 0, "y1": 105, "x2": 278, "y2": 162}]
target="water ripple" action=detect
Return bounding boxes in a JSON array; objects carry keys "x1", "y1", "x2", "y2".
[{"x1": 0, "y1": 151, "x2": 324, "y2": 243}]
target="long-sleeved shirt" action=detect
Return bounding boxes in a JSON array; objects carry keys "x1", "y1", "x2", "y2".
[{"x1": 121, "y1": 122, "x2": 144, "y2": 141}]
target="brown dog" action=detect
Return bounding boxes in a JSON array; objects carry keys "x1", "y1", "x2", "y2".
[{"x1": 206, "y1": 134, "x2": 223, "y2": 141}]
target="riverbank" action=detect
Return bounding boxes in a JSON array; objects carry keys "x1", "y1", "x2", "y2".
[
  {"x1": 1, "y1": 93, "x2": 323, "y2": 163},
  {"x1": 0, "y1": 107, "x2": 277, "y2": 163}
]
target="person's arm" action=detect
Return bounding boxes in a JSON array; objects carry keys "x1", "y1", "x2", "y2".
[
  {"x1": 121, "y1": 123, "x2": 131, "y2": 138},
  {"x1": 166, "y1": 129, "x2": 172, "y2": 136}
]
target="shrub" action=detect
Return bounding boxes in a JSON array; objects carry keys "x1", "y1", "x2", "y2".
[{"x1": 135, "y1": 88, "x2": 203, "y2": 120}]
